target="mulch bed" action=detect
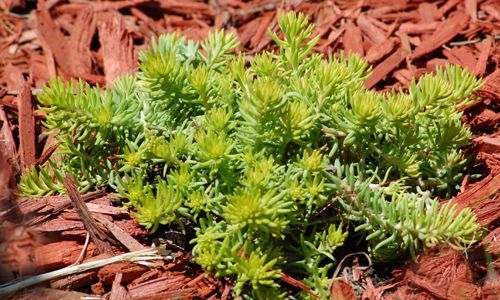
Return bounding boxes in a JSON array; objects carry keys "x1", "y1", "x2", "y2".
[{"x1": 0, "y1": 0, "x2": 499, "y2": 299}]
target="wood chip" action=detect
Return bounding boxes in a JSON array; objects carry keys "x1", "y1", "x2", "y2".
[
  {"x1": 317, "y1": 24, "x2": 346, "y2": 52},
  {"x1": 465, "y1": 0, "x2": 478, "y2": 22},
  {"x1": 3, "y1": 63, "x2": 25, "y2": 92},
  {"x1": 0, "y1": 105, "x2": 18, "y2": 180},
  {"x1": 35, "y1": 0, "x2": 73, "y2": 79},
  {"x1": 129, "y1": 269, "x2": 162, "y2": 285},
  {"x1": 98, "y1": 13, "x2": 137, "y2": 87},
  {"x1": 98, "y1": 262, "x2": 148, "y2": 285},
  {"x1": 110, "y1": 273, "x2": 130, "y2": 300},
  {"x1": 50, "y1": 270, "x2": 98, "y2": 290},
  {"x1": 411, "y1": 12, "x2": 469, "y2": 60},
  {"x1": 418, "y1": 2, "x2": 438, "y2": 23},
  {"x1": 96, "y1": 215, "x2": 145, "y2": 252},
  {"x1": 331, "y1": 278, "x2": 356, "y2": 300},
  {"x1": 434, "y1": 0, "x2": 462, "y2": 19},
  {"x1": 478, "y1": 69, "x2": 500, "y2": 100},
  {"x1": 357, "y1": 14, "x2": 386, "y2": 44},
  {"x1": 399, "y1": 22, "x2": 439, "y2": 34},
  {"x1": 481, "y1": 228, "x2": 500, "y2": 255},
  {"x1": 472, "y1": 196, "x2": 500, "y2": 226},
  {"x1": 132, "y1": 288, "x2": 198, "y2": 300},
  {"x1": 17, "y1": 189, "x2": 107, "y2": 226},
  {"x1": 481, "y1": 284, "x2": 500, "y2": 300},
  {"x1": 36, "y1": 0, "x2": 103, "y2": 84},
  {"x1": 35, "y1": 142, "x2": 59, "y2": 168},
  {"x1": 365, "y1": 47, "x2": 408, "y2": 89},
  {"x1": 127, "y1": 276, "x2": 193, "y2": 299},
  {"x1": 482, "y1": 5, "x2": 500, "y2": 21},
  {"x1": 64, "y1": 174, "x2": 116, "y2": 255},
  {"x1": 156, "y1": 0, "x2": 215, "y2": 17},
  {"x1": 0, "y1": 143, "x2": 14, "y2": 208},
  {"x1": 69, "y1": 6, "x2": 95, "y2": 77},
  {"x1": 85, "y1": 203, "x2": 125, "y2": 216},
  {"x1": 238, "y1": 17, "x2": 260, "y2": 47},
  {"x1": 250, "y1": 13, "x2": 274, "y2": 50},
  {"x1": 452, "y1": 172, "x2": 500, "y2": 217},
  {"x1": 343, "y1": 21, "x2": 364, "y2": 56},
  {"x1": 9, "y1": 287, "x2": 91, "y2": 300},
  {"x1": 315, "y1": 13, "x2": 342, "y2": 38},
  {"x1": 221, "y1": 284, "x2": 231, "y2": 300},
  {"x1": 408, "y1": 273, "x2": 448, "y2": 299},
  {"x1": 253, "y1": 18, "x2": 276, "y2": 53},
  {"x1": 130, "y1": 7, "x2": 163, "y2": 34},
  {"x1": 474, "y1": 36, "x2": 492, "y2": 76},
  {"x1": 443, "y1": 46, "x2": 477, "y2": 72},
  {"x1": 34, "y1": 240, "x2": 96, "y2": 270},
  {"x1": 18, "y1": 82, "x2": 36, "y2": 171},
  {"x1": 35, "y1": 218, "x2": 84, "y2": 232},
  {"x1": 365, "y1": 37, "x2": 398, "y2": 64},
  {"x1": 55, "y1": 0, "x2": 150, "y2": 14}
]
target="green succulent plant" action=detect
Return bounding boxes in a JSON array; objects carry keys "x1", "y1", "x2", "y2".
[{"x1": 20, "y1": 11, "x2": 483, "y2": 299}]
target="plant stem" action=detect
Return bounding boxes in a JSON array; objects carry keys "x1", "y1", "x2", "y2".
[{"x1": 0, "y1": 248, "x2": 169, "y2": 296}]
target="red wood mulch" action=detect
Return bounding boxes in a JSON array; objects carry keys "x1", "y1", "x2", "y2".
[{"x1": 0, "y1": 0, "x2": 499, "y2": 299}]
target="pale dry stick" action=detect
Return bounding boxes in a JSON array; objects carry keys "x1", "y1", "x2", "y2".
[
  {"x1": 70, "y1": 232, "x2": 91, "y2": 266},
  {"x1": 449, "y1": 34, "x2": 500, "y2": 46},
  {"x1": 0, "y1": 248, "x2": 169, "y2": 296},
  {"x1": 332, "y1": 252, "x2": 372, "y2": 280},
  {"x1": 449, "y1": 38, "x2": 480, "y2": 46}
]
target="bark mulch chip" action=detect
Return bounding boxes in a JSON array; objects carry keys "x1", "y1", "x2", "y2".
[{"x1": 0, "y1": 0, "x2": 498, "y2": 298}]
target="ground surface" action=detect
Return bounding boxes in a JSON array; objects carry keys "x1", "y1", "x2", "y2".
[{"x1": 0, "y1": 0, "x2": 499, "y2": 299}]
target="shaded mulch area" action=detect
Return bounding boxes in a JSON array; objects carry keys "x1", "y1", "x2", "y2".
[{"x1": 0, "y1": 0, "x2": 498, "y2": 298}]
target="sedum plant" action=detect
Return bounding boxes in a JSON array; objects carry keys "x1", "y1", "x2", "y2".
[{"x1": 20, "y1": 12, "x2": 483, "y2": 298}]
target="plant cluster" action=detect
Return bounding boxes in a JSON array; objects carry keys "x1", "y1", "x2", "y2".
[{"x1": 20, "y1": 12, "x2": 483, "y2": 298}]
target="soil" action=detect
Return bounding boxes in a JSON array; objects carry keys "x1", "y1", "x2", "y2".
[{"x1": 0, "y1": 0, "x2": 498, "y2": 299}]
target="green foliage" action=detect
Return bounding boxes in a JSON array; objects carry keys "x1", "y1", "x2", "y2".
[
  {"x1": 323, "y1": 162, "x2": 481, "y2": 262},
  {"x1": 20, "y1": 11, "x2": 483, "y2": 298}
]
